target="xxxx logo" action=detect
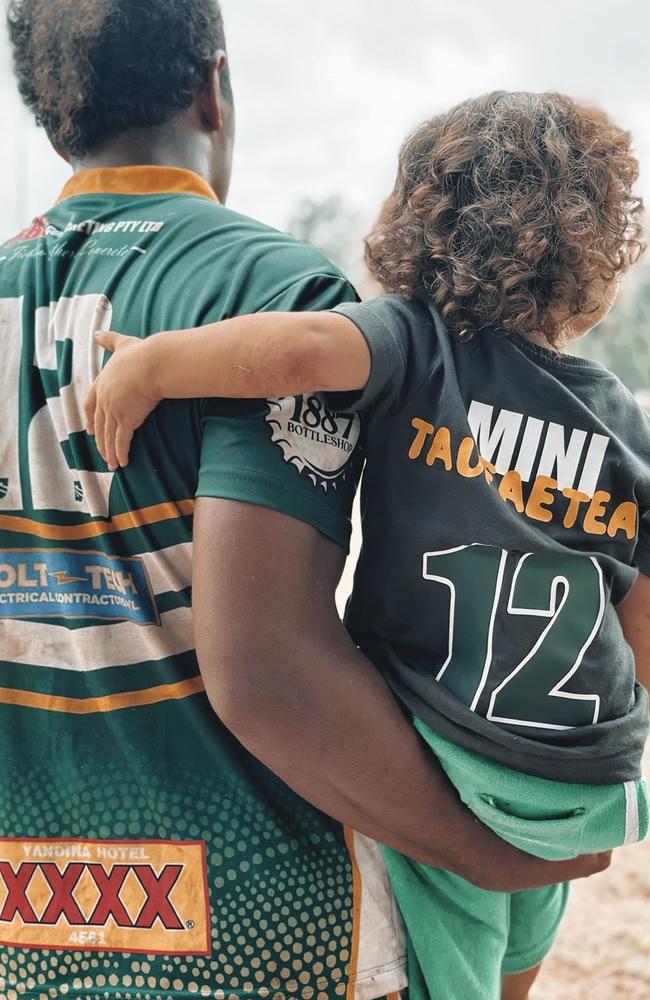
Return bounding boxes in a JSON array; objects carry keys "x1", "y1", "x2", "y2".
[
  {"x1": 0, "y1": 861, "x2": 184, "y2": 928},
  {"x1": 0, "y1": 838, "x2": 210, "y2": 955}
]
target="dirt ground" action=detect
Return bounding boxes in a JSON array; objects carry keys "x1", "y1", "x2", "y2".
[{"x1": 532, "y1": 751, "x2": 650, "y2": 1000}]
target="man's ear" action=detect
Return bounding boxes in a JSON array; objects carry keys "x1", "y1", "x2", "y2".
[
  {"x1": 197, "y1": 52, "x2": 229, "y2": 132},
  {"x1": 52, "y1": 144, "x2": 71, "y2": 165}
]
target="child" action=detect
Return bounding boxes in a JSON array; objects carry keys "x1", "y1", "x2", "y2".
[{"x1": 85, "y1": 91, "x2": 650, "y2": 1000}]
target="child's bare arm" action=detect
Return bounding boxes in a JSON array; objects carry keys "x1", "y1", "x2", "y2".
[
  {"x1": 84, "y1": 312, "x2": 370, "y2": 470},
  {"x1": 617, "y1": 572, "x2": 650, "y2": 693}
]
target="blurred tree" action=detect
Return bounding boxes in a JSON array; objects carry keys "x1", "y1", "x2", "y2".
[
  {"x1": 577, "y1": 267, "x2": 650, "y2": 394},
  {"x1": 287, "y1": 195, "x2": 361, "y2": 277}
]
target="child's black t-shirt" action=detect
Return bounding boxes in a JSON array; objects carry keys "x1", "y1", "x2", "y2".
[{"x1": 334, "y1": 294, "x2": 650, "y2": 783}]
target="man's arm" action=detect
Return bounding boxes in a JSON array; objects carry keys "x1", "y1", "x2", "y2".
[
  {"x1": 617, "y1": 571, "x2": 650, "y2": 692},
  {"x1": 193, "y1": 498, "x2": 610, "y2": 893}
]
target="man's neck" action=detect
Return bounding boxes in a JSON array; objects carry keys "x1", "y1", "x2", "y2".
[{"x1": 74, "y1": 126, "x2": 212, "y2": 186}]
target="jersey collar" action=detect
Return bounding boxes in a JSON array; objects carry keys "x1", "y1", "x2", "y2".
[{"x1": 56, "y1": 165, "x2": 219, "y2": 204}]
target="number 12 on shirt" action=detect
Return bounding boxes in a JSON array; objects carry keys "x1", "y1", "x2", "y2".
[{"x1": 423, "y1": 544, "x2": 605, "y2": 731}]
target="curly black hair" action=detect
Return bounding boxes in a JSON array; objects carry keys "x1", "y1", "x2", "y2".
[{"x1": 7, "y1": 0, "x2": 231, "y2": 159}]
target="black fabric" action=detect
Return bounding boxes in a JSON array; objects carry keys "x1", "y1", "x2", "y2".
[{"x1": 333, "y1": 295, "x2": 650, "y2": 783}]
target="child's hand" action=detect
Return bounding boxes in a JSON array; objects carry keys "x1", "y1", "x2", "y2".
[{"x1": 85, "y1": 331, "x2": 161, "y2": 471}]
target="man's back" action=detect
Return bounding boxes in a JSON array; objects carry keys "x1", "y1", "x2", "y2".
[
  {"x1": 0, "y1": 166, "x2": 406, "y2": 998},
  {"x1": 1, "y1": 166, "x2": 358, "y2": 666}
]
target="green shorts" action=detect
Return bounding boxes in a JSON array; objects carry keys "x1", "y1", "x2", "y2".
[{"x1": 382, "y1": 721, "x2": 648, "y2": 1000}]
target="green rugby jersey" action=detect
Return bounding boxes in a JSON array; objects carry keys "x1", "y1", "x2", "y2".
[
  {"x1": 335, "y1": 294, "x2": 650, "y2": 785},
  {"x1": 0, "y1": 167, "x2": 406, "y2": 1000}
]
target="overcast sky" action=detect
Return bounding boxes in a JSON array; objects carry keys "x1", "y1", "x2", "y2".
[{"x1": 0, "y1": 0, "x2": 647, "y2": 245}]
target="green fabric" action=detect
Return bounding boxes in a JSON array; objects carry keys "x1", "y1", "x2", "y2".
[
  {"x1": 0, "y1": 180, "x2": 371, "y2": 999},
  {"x1": 381, "y1": 851, "x2": 569, "y2": 1000},
  {"x1": 416, "y1": 721, "x2": 649, "y2": 859},
  {"x1": 198, "y1": 270, "x2": 363, "y2": 549},
  {"x1": 380, "y1": 722, "x2": 648, "y2": 1000},
  {"x1": 0, "y1": 188, "x2": 360, "y2": 682}
]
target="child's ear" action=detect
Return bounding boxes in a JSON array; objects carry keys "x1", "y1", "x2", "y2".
[{"x1": 52, "y1": 144, "x2": 71, "y2": 165}]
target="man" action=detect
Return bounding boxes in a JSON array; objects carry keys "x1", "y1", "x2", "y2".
[{"x1": 0, "y1": 2, "x2": 607, "y2": 998}]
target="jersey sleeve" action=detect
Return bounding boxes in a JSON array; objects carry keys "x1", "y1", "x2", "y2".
[
  {"x1": 196, "y1": 273, "x2": 363, "y2": 550},
  {"x1": 330, "y1": 294, "x2": 440, "y2": 415}
]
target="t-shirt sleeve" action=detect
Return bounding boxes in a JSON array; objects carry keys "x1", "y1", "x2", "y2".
[
  {"x1": 329, "y1": 295, "x2": 439, "y2": 415},
  {"x1": 196, "y1": 273, "x2": 363, "y2": 550}
]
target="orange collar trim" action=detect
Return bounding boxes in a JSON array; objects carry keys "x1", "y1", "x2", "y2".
[{"x1": 56, "y1": 165, "x2": 219, "y2": 204}]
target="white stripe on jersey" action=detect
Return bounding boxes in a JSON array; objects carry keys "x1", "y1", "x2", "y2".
[
  {"x1": 0, "y1": 541, "x2": 194, "y2": 671},
  {"x1": 1, "y1": 605, "x2": 193, "y2": 671},
  {"x1": 140, "y1": 541, "x2": 192, "y2": 596},
  {"x1": 347, "y1": 831, "x2": 407, "y2": 1000}
]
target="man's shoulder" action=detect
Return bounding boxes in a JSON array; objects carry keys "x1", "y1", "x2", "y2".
[
  {"x1": 183, "y1": 200, "x2": 350, "y2": 284},
  {"x1": 173, "y1": 202, "x2": 357, "y2": 316}
]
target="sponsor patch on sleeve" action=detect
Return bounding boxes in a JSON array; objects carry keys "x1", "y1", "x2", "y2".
[
  {"x1": 266, "y1": 395, "x2": 361, "y2": 491},
  {"x1": 0, "y1": 549, "x2": 159, "y2": 626}
]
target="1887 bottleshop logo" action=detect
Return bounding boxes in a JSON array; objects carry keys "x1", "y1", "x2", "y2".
[{"x1": 266, "y1": 395, "x2": 361, "y2": 490}]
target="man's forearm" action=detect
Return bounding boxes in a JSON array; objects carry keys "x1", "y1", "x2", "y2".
[
  {"x1": 195, "y1": 580, "x2": 602, "y2": 883},
  {"x1": 194, "y1": 500, "x2": 609, "y2": 893},
  {"x1": 211, "y1": 632, "x2": 609, "y2": 892},
  {"x1": 206, "y1": 622, "x2": 468, "y2": 863}
]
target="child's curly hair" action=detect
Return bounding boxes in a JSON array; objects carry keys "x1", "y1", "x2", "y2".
[{"x1": 366, "y1": 91, "x2": 645, "y2": 345}]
